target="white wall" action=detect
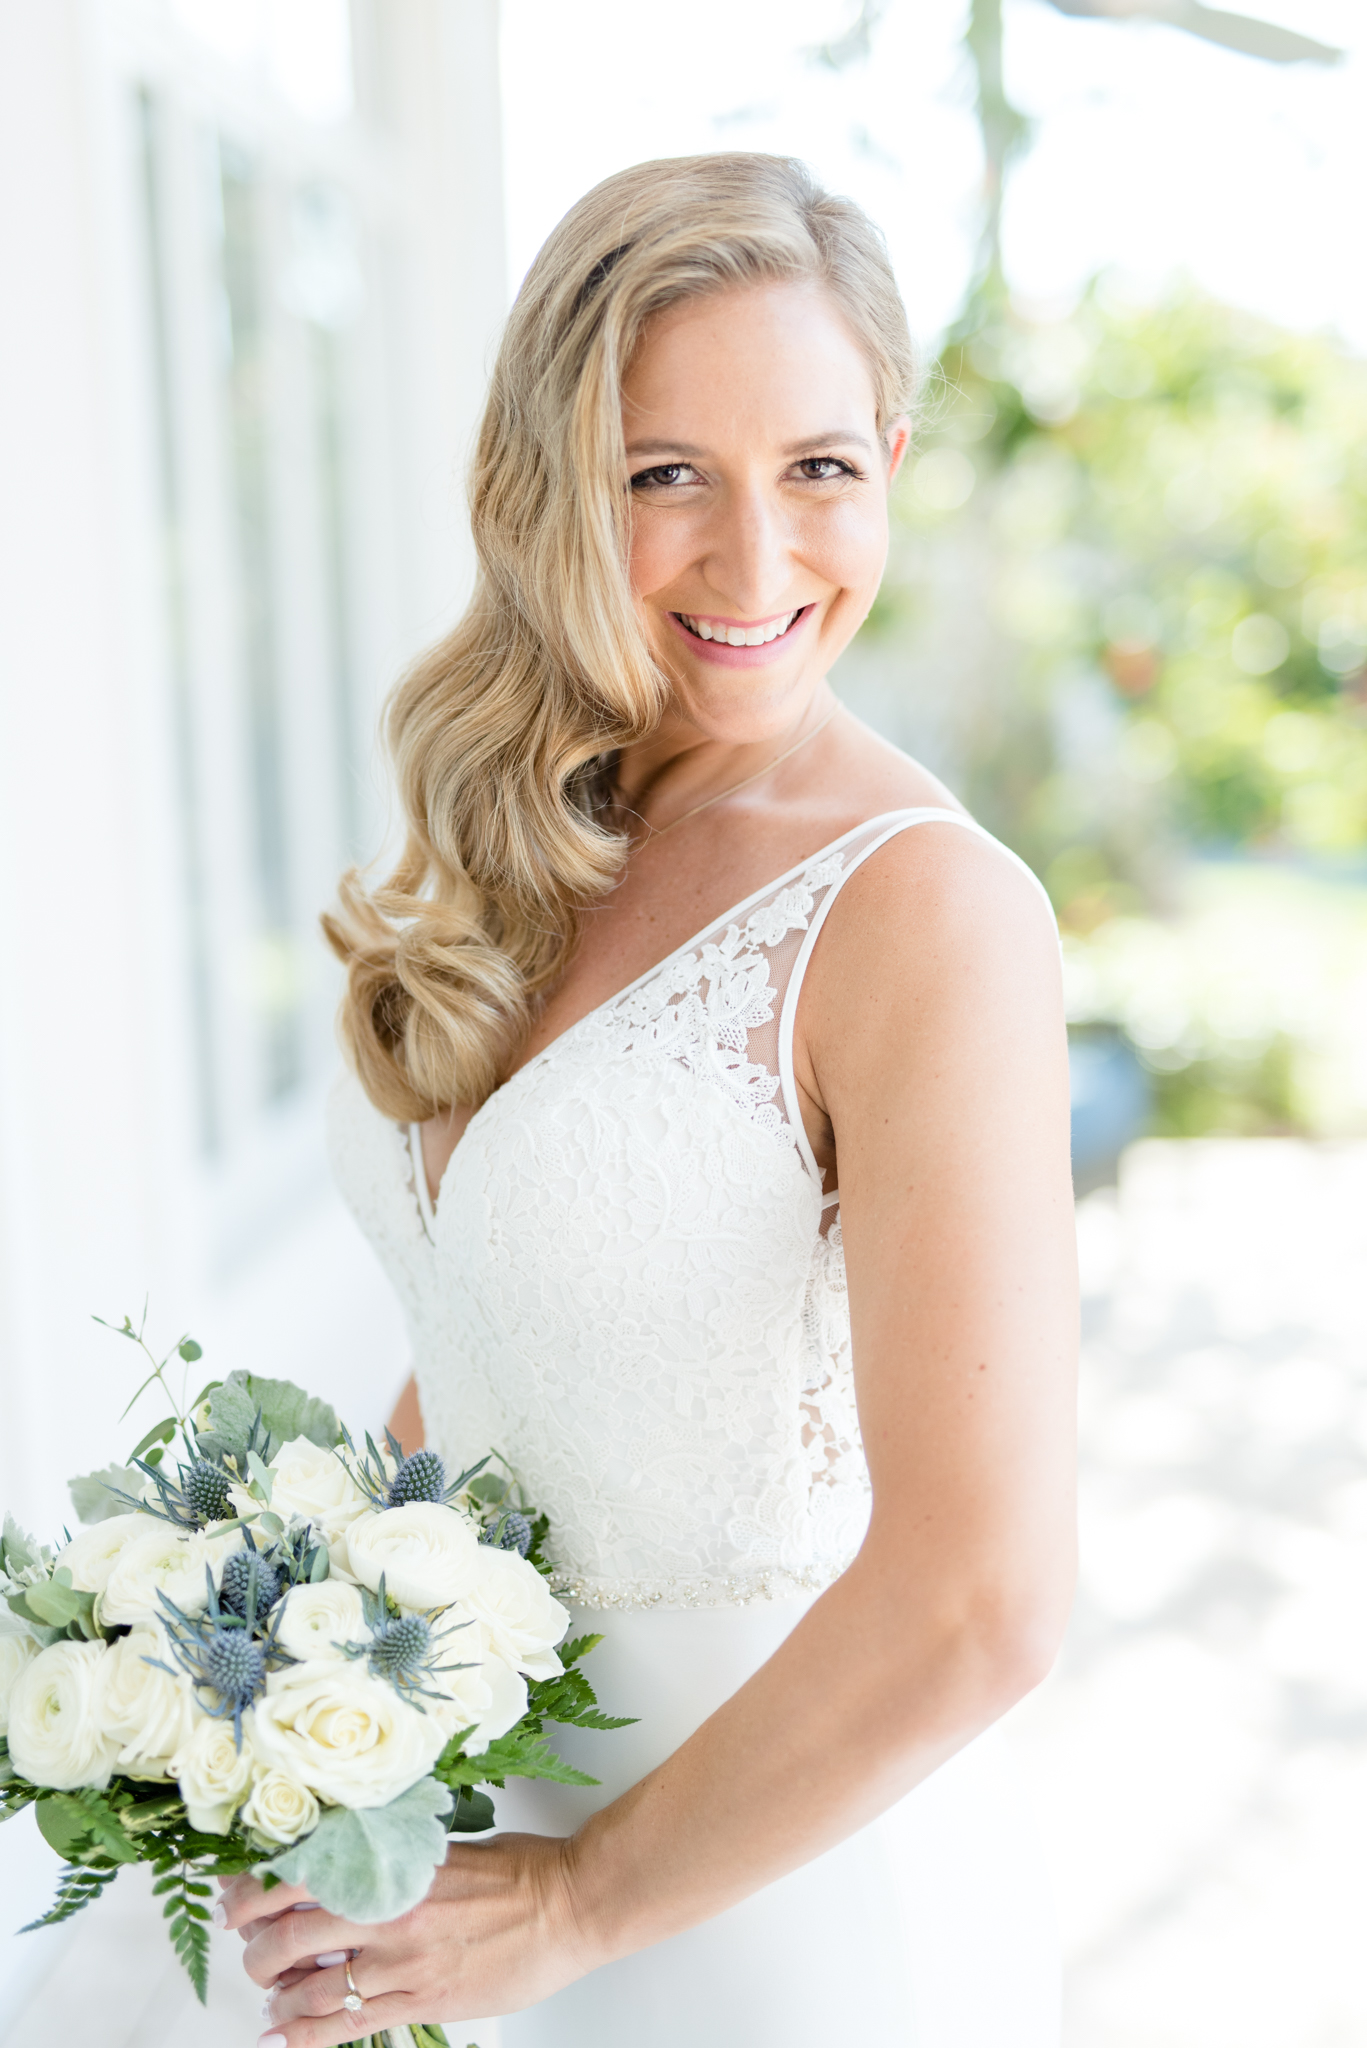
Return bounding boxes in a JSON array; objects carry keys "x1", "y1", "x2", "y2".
[{"x1": 0, "y1": 0, "x2": 506, "y2": 2018}]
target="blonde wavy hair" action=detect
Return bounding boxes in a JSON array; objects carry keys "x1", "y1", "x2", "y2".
[{"x1": 324, "y1": 153, "x2": 916, "y2": 1121}]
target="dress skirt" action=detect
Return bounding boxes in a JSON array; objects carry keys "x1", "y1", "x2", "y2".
[{"x1": 477, "y1": 1597, "x2": 1060, "y2": 2048}]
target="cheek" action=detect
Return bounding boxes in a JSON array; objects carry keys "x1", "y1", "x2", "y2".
[
  {"x1": 627, "y1": 509, "x2": 687, "y2": 601},
  {"x1": 800, "y1": 498, "x2": 888, "y2": 596}
]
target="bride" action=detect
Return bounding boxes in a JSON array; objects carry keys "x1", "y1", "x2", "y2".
[{"x1": 224, "y1": 152, "x2": 1076, "y2": 2047}]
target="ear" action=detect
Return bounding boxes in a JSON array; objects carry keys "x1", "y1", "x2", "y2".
[{"x1": 882, "y1": 416, "x2": 913, "y2": 488}]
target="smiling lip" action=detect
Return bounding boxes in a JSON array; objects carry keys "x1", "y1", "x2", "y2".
[{"x1": 666, "y1": 605, "x2": 814, "y2": 668}]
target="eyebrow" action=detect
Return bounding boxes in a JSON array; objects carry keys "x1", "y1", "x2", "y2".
[{"x1": 624, "y1": 429, "x2": 875, "y2": 459}]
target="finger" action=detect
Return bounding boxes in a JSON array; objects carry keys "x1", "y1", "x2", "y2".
[
  {"x1": 241, "y1": 1910, "x2": 362, "y2": 1989},
  {"x1": 258, "y1": 1998, "x2": 423, "y2": 2048},
  {"x1": 261, "y1": 1960, "x2": 418, "y2": 2041},
  {"x1": 257, "y1": 1990, "x2": 419, "y2": 2048},
  {"x1": 218, "y1": 1874, "x2": 316, "y2": 1931}
]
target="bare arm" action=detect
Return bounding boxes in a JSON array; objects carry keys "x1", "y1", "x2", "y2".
[
  {"x1": 387, "y1": 1374, "x2": 425, "y2": 1452},
  {"x1": 229, "y1": 829, "x2": 1077, "y2": 2040}
]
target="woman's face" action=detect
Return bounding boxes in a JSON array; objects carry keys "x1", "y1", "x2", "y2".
[{"x1": 621, "y1": 280, "x2": 910, "y2": 744}]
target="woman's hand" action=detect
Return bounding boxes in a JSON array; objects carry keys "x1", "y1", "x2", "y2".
[{"x1": 219, "y1": 1833, "x2": 596, "y2": 2046}]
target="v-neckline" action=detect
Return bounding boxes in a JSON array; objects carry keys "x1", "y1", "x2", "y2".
[{"x1": 408, "y1": 807, "x2": 938, "y2": 1233}]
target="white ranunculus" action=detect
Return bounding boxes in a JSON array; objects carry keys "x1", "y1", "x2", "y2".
[
  {"x1": 240, "y1": 1766, "x2": 320, "y2": 1847},
  {"x1": 56, "y1": 1513, "x2": 153, "y2": 1595},
  {"x1": 171, "y1": 1714, "x2": 256, "y2": 1834},
  {"x1": 273, "y1": 1580, "x2": 366, "y2": 1664},
  {"x1": 97, "y1": 1624, "x2": 198, "y2": 1778},
  {"x1": 427, "y1": 1630, "x2": 528, "y2": 1757},
  {"x1": 7, "y1": 1640, "x2": 121, "y2": 1790},
  {"x1": 0, "y1": 1618, "x2": 40, "y2": 1738},
  {"x1": 268, "y1": 1438, "x2": 369, "y2": 1536},
  {"x1": 454, "y1": 1545, "x2": 569, "y2": 1680},
  {"x1": 254, "y1": 1663, "x2": 446, "y2": 1808},
  {"x1": 344, "y1": 1502, "x2": 481, "y2": 1614},
  {"x1": 99, "y1": 1523, "x2": 235, "y2": 1629}
]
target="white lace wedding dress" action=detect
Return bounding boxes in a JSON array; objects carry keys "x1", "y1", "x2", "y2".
[{"x1": 329, "y1": 809, "x2": 1061, "y2": 2045}]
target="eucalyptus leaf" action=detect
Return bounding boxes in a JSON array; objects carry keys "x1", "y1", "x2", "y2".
[
  {"x1": 128, "y1": 1418, "x2": 178, "y2": 1464},
  {"x1": 257, "y1": 1777, "x2": 454, "y2": 1922},
  {"x1": 463, "y1": 1474, "x2": 509, "y2": 1506},
  {"x1": 21, "y1": 1580, "x2": 94, "y2": 1629},
  {"x1": 1, "y1": 1593, "x2": 61, "y2": 1647},
  {"x1": 69, "y1": 1464, "x2": 141, "y2": 1526}
]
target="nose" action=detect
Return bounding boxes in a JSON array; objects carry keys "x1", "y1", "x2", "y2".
[{"x1": 700, "y1": 478, "x2": 795, "y2": 620}]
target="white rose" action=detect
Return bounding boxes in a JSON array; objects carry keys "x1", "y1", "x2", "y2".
[
  {"x1": 427, "y1": 1632, "x2": 528, "y2": 1757},
  {"x1": 171, "y1": 1714, "x2": 256, "y2": 1834},
  {"x1": 56, "y1": 1513, "x2": 152, "y2": 1594},
  {"x1": 254, "y1": 1664, "x2": 445, "y2": 1808},
  {"x1": 240, "y1": 1766, "x2": 320, "y2": 1847},
  {"x1": 7, "y1": 1641, "x2": 120, "y2": 1790},
  {"x1": 96, "y1": 1624, "x2": 198, "y2": 1778},
  {"x1": 0, "y1": 1617, "x2": 40, "y2": 1738},
  {"x1": 453, "y1": 1545, "x2": 569, "y2": 1680},
  {"x1": 273, "y1": 1581, "x2": 366, "y2": 1663},
  {"x1": 344, "y1": 1503, "x2": 481, "y2": 1614},
  {"x1": 99, "y1": 1522, "x2": 238, "y2": 1629}
]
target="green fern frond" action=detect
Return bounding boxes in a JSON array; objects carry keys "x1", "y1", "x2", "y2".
[{"x1": 20, "y1": 1858, "x2": 121, "y2": 1931}]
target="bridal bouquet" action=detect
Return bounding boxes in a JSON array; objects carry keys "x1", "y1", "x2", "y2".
[{"x1": 0, "y1": 1316, "x2": 629, "y2": 2047}]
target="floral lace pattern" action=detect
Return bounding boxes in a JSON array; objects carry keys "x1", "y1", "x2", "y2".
[{"x1": 328, "y1": 816, "x2": 1002, "y2": 1609}]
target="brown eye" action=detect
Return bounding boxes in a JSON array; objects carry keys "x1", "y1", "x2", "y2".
[
  {"x1": 630, "y1": 463, "x2": 700, "y2": 490},
  {"x1": 797, "y1": 457, "x2": 851, "y2": 481}
]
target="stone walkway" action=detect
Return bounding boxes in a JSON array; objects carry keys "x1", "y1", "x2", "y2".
[
  {"x1": 7, "y1": 1139, "x2": 1366, "y2": 2045},
  {"x1": 1011, "y1": 1140, "x2": 1367, "y2": 2048}
]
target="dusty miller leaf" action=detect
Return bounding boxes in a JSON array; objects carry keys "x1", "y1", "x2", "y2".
[
  {"x1": 257, "y1": 1776, "x2": 454, "y2": 1922},
  {"x1": 68, "y1": 1465, "x2": 141, "y2": 1526},
  {"x1": 197, "y1": 1371, "x2": 341, "y2": 1463}
]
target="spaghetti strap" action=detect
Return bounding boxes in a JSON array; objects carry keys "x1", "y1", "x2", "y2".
[{"x1": 775, "y1": 808, "x2": 1055, "y2": 1195}]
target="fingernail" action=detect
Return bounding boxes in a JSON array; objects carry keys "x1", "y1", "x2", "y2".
[
  {"x1": 314, "y1": 1950, "x2": 347, "y2": 1968},
  {"x1": 260, "y1": 1999, "x2": 274, "y2": 2023},
  {"x1": 259, "y1": 2035, "x2": 287, "y2": 2048},
  {"x1": 211, "y1": 1900, "x2": 227, "y2": 1929},
  {"x1": 290, "y1": 1898, "x2": 322, "y2": 1911}
]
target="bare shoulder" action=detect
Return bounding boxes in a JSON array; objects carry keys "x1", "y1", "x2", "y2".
[{"x1": 801, "y1": 812, "x2": 1063, "y2": 1076}]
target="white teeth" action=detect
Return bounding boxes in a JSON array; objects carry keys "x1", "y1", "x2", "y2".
[{"x1": 680, "y1": 609, "x2": 800, "y2": 645}]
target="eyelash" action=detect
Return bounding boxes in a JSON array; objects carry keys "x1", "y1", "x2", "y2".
[{"x1": 628, "y1": 456, "x2": 864, "y2": 491}]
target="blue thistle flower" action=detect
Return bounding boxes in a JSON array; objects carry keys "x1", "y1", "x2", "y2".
[
  {"x1": 342, "y1": 1576, "x2": 477, "y2": 1712},
  {"x1": 202, "y1": 1628, "x2": 265, "y2": 1702},
  {"x1": 112, "y1": 1450, "x2": 237, "y2": 1531},
  {"x1": 370, "y1": 1612, "x2": 432, "y2": 1677},
  {"x1": 181, "y1": 1460, "x2": 234, "y2": 1523},
  {"x1": 386, "y1": 1448, "x2": 447, "y2": 1507},
  {"x1": 480, "y1": 1510, "x2": 533, "y2": 1556},
  {"x1": 152, "y1": 1563, "x2": 293, "y2": 1747},
  {"x1": 338, "y1": 1426, "x2": 490, "y2": 1511},
  {"x1": 220, "y1": 1549, "x2": 283, "y2": 1619}
]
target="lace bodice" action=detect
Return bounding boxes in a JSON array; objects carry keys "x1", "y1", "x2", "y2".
[{"x1": 328, "y1": 809, "x2": 1040, "y2": 1609}]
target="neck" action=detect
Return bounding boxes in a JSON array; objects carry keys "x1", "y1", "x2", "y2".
[{"x1": 612, "y1": 684, "x2": 835, "y2": 822}]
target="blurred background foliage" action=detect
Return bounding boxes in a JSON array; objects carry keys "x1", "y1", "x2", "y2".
[{"x1": 835, "y1": 0, "x2": 1367, "y2": 1159}]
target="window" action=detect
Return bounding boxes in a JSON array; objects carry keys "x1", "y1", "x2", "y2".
[{"x1": 127, "y1": 2, "x2": 391, "y2": 1182}]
